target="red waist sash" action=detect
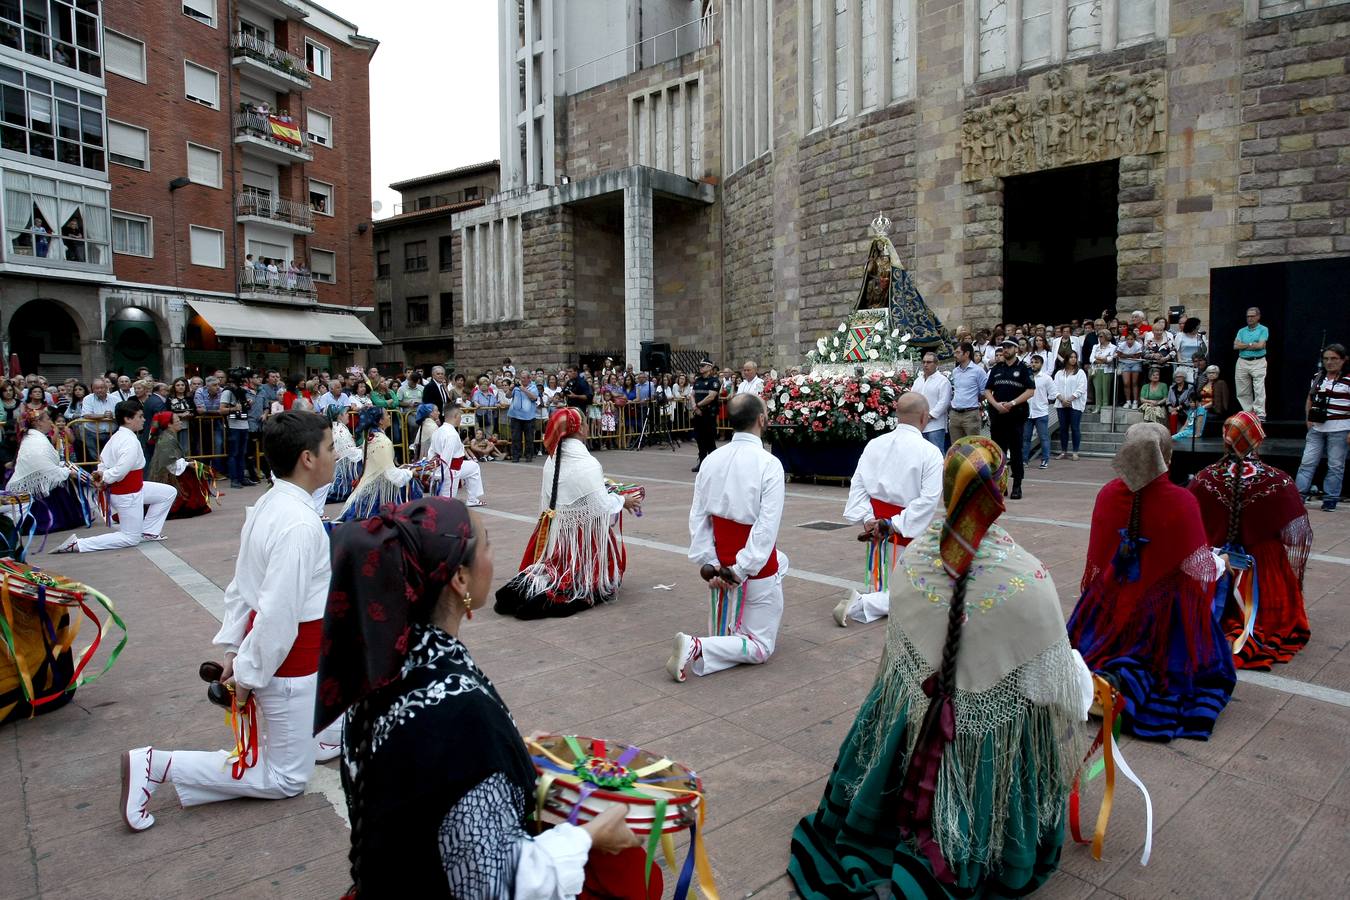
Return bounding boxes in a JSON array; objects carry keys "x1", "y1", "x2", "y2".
[
  {"x1": 109, "y1": 469, "x2": 144, "y2": 496},
  {"x1": 870, "y1": 499, "x2": 913, "y2": 547},
  {"x1": 246, "y1": 610, "x2": 322, "y2": 677},
  {"x1": 449, "y1": 456, "x2": 465, "y2": 473},
  {"x1": 711, "y1": 515, "x2": 779, "y2": 580}
]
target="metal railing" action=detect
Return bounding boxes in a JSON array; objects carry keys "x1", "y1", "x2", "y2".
[
  {"x1": 238, "y1": 267, "x2": 317, "y2": 300},
  {"x1": 559, "y1": 11, "x2": 716, "y2": 94},
  {"x1": 230, "y1": 34, "x2": 311, "y2": 84},
  {"x1": 235, "y1": 192, "x2": 315, "y2": 228},
  {"x1": 233, "y1": 112, "x2": 311, "y2": 153}
]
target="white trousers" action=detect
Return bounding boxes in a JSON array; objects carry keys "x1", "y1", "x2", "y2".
[
  {"x1": 693, "y1": 553, "x2": 786, "y2": 676},
  {"x1": 845, "y1": 588, "x2": 890, "y2": 623},
  {"x1": 168, "y1": 673, "x2": 336, "y2": 806},
  {"x1": 76, "y1": 483, "x2": 176, "y2": 552},
  {"x1": 437, "y1": 459, "x2": 483, "y2": 503}
]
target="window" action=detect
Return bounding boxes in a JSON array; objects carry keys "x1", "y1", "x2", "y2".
[
  {"x1": 3, "y1": 171, "x2": 110, "y2": 267},
  {"x1": 306, "y1": 109, "x2": 331, "y2": 147},
  {"x1": 416, "y1": 195, "x2": 431, "y2": 211},
  {"x1": 376, "y1": 249, "x2": 390, "y2": 278},
  {"x1": 182, "y1": 0, "x2": 215, "y2": 28},
  {"x1": 462, "y1": 216, "x2": 524, "y2": 324},
  {"x1": 723, "y1": 0, "x2": 774, "y2": 171},
  {"x1": 438, "y1": 234, "x2": 453, "y2": 271},
  {"x1": 305, "y1": 39, "x2": 330, "y2": 79},
  {"x1": 184, "y1": 62, "x2": 219, "y2": 108},
  {"x1": 976, "y1": 0, "x2": 1163, "y2": 79},
  {"x1": 463, "y1": 186, "x2": 479, "y2": 201},
  {"x1": 311, "y1": 248, "x2": 335, "y2": 283},
  {"x1": 186, "y1": 142, "x2": 221, "y2": 188},
  {"x1": 404, "y1": 240, "x2": 427, "y2": 272},
  {"x1": 238, "y1": 19, "x2": 268, "y2": 49},
  {"x1": 0, "y1": 65, "x2": 106, "y2": 172},
  {"x1": 103, "y1": 30, "x2": 145, "y2": 82},
  {"x1": 308, "y1": 179, "x2": 333, "y2": 215},
  {"x1": 188, "y1": 225, "x2": 223, "y2": 267},
  {"x1": 439, "y1": 292, "x2": 454, "y2": 327},
  {"x1": 805, "y1": 0, "x2": 913, "y2": 131},
  {"x1": 0, "y1": 0, "x2": 103, "y2": 77},
  {"x1": 111, "y1": 211, "x2": 151, "y2": 257},
  {"x1": 377, "y1": 302, "x2": 392, "y2": 330},
  {"x1": 406, "y1": 296, "x2": 429, "y2": 326},
  {"x1": 106, "y1": 120, "x2": 147, "y2": 169}
]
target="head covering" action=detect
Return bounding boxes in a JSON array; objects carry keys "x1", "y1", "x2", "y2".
[
  {"x1": 1112, "y1": 422, "x2": 1172, "y2": 491},
  {"x1": 14, "y1": 405, "x2": 44, "y2": 438},
  {"x1": 355, "y1": 405, "x2": 386, "y2": 443},
  {"x1": 412, "y1": 402, "x2": 438, "y2": 426},
  {"x1": 698, "y1": 358, "x2": 715, "y2": 368},
  {"x1": 938, "y1": 436, "x2": 1008, "y2": 578},
  {"x1": 316, "y1": 497, "x2": 475, "y2": 732},
  {"x1": 999, "y1": 339, "x2": 1018, "y2": 349},
  {"x1": 148, "y1": 410, "x2": 174, "y2": 444},
  {"x1": 543, "y1": 407, "x2": 583, "y2": 455},
  {"x1": 1223, "y1": 411, "x2": 1265, "y2": 458}
]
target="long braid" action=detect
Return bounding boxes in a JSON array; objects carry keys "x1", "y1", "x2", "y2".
[
  {"x1": 547, "y1": 439, "x2": 565, "y2": 511},
  {"x1": 1225, "y1": 451, "x2": 1244, "y2": 547},
  {"x1": 342, "y1": 695, "x2": 375, "y2": 895},
  {"x1": 935, "y1": 572, "x2": 970, "y2": 699},
  {"x1": 1126, "y1": 490, "x2": 1144, "y2": 546}
]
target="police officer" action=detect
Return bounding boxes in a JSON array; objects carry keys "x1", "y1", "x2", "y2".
[
  {"x1": 983, "y1": 339, "x2": 1035, "y2": 500},
  {"x1": 691, "y1": 358, "x2": 721, "y2": 472}
]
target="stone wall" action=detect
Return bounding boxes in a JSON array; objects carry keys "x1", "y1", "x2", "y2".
[
  {"x1": 1117, "y1": 152, "x2": 1168, "y2": 315},
  {"x1": 573, "y1": 208, "x2": 625, "y2": 351},
  {"x1": 1238, "y1": 4, "x2": 1350, "y2": 262},
  {"x1": 652, "y1": 198, "x2": 719, "y2": 356},
  {"x1": 720, "y1": 156, "x2": 776, "y2": 366}
]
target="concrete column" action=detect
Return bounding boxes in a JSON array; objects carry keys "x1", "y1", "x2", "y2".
[
  {"x1": 81, "y1": 339, "x2": 107, "y2": 382},
  {"x1": 288, "y1": 345, "x2": 307, "y2": 376},
  {"x1": 622, "y1": 183, "x2": 654, "y2": 368},
  {"x1": 167, "y1": 342, "x2": 185, "y2": 379},
  {"x1": 228, "y1": 342, "x2": 247, "y2": 368}
]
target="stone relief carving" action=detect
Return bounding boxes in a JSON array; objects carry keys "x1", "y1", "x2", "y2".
[{"x1": 961, "y1": 67, "x2": 1166, "y2": 181}]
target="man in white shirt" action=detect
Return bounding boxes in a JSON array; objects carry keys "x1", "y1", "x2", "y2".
[
  {"x1": 120, "y1": 411, "x2": 342, "y2": 831},
  {"x1": 833, "y1": 393, "x2": 944, "y2": 627},
  {"x1": 314, "y1": 380, "x2": 351, "y2": 416},
  {"x1": 737, "y1": 360, "x2": 765, "y2": 397},
  {"x1": 912, "y1": 352, "x2": 952, "y2": 453},
  {"x1": 77, "y1": 377, "x2": 117, "y2": 461},
  {"x1": 111, "y1": 374, "x2": 134, "y2": 403},
  {"x1": 428, "y1": 415, "x2": 484, "y2": 506},
  {"x1": 1022, "y1": 355, "x2": 1058, "y2": 470},
  {"x1": 54, "y1": 400, "x2": 176, "y2": 554},
  {"x1": 668, "y1": 395, "x2": 786, "y2": 680}
]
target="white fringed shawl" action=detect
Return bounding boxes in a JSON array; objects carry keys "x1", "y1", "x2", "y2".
[{"x1": 7, "y1": 431, "x2": 71, "y2": 498}]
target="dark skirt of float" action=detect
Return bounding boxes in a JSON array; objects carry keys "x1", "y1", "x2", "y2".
[
  {"x1": 28, "y1": 484, "x2": 89, "y2": 534},
  {"x1": 788, "y1": 680, "x2": 1065, "y2": 899},
  {"x1": 1068, "y1": 570, "x2": 1236, "y2": 742}
]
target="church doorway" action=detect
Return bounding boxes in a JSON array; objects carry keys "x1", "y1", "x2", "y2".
[{"x1": 1003, "y1": 160, "x2": 1118, "y2": 327}]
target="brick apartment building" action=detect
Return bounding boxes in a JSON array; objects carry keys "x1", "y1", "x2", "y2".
[
  {"x1": 453, "y1": 0, "x2": 1350, "y2": 385},
  {"x1": 368, "y1": 160, "x2": 500, "y2": 374},
  {"x1": 0, "y1": 0, "x2": 379, "y2": 381}
]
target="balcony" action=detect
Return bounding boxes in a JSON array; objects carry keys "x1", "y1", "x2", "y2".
[
  {"x1": 235, "y1": 193, "x2": 314, "y2": 233},
  {"x1": 231, "y1": 35, "x2": 312, "y2": 92},
  {"x1": 559, "y1": 10, "x2": 717, "y2": 94},
  {"x1": 233, "y1": 111, "x2": 312, "y2": 164},
  {"x1": 238, "y1": 267, "x2": 318, "y2": 305}
]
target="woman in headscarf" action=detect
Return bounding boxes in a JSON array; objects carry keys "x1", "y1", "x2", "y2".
[
  {"x1": 319, "y1": 497, "x2": 653, "y2": 897},
  {"x1": 1068, "y1": 423, "x2": 1236, "y2": 741},
  {"x1": 494, "y1": 408, "x2": 641, "y2": 620},
  {"x1": 3, "y1": 406, "x2": 93, "y2": 533},
  {"x1": 1189, "y1": 412, "x2": 1312, "y2": 669},
  {"x1": 147, "y1": 411, "x2": 214, "y2": 519},
  {"x1": 789, "y1": 437, "x2": 1092, "y2": 898},
  {"x1": 324, "y1": 402, "x2": 364, "y2": 503},
  {"x1": 336, "y1": 406, "x2": 421, "y2": 522},
  {"x1": 411, "y1": 402, "x2": 440, "y2": 460}
]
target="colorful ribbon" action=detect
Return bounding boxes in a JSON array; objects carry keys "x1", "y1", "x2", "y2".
[
  {"x1": 224, "y1": 687, "x2": 260, "y2": 779},
  {"x1": 1070, "y1": 675, "x2": 1153, "y2": 866},
  {"x1": 709, "y1": 583, "x2": 746, "y2": 638},
  {"x1": 865, "y1": 530, "x2": 902, "y2": 593},
  {"x1": 1221, "y1": 547, "x2": 1259, "y2": 655}
]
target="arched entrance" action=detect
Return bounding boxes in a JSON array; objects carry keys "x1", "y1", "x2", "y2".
[
  {"x1": 106, "y1": 306, "x2": 162, "y2": 378},
  {"x1": 7, "y1": 299, "x2": 83, "y2": 379}
]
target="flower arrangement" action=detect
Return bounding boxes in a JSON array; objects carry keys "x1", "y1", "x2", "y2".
[
  {"x1": 808, "y1": 326, "x2": 914, "y2": 367},
  {"x1": 763, "y1": 370, "x2": 913, "y2": 445}
]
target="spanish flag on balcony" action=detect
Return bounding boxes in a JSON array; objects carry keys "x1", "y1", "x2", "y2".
[{"x1": 268, "y1": 115, "x2": 303, "y2": 147}]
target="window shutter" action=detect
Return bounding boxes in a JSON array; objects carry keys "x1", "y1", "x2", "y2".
[
  {"x1": 311, "y1": 249, "x2": 335, "y2": 278},
  {"x1": 186, "y1": 144, "x2": 220, "y2": 187},
  {"x1": 107, "y1": 122, "x2": 147, "y2": 165},
  {"x1": 182, "y1": 0, "x2": 215, "y2": 25},
  {"x1": 184, "y1": 63, "x2": 218, "y2": 106},
  {"x1": 104, "y1": 32, "x2": 145, "y2": 80},
  {"x1": 189, "y1": 226, "x2": 223, "y2": 267}
]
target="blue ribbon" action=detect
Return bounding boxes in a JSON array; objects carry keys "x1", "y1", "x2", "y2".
[{"x1": 672, "y1": 821, "x2": 699, "y2": 900}]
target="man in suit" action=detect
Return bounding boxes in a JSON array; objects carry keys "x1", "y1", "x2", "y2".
[{"x1": 422, "y1": 365, "x2": 451, "y2": 412}]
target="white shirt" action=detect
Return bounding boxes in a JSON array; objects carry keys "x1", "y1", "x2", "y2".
[
  {"x1": 688, "y1": 432, "x2": 785, "y2": 581},
  {"x1": 1089, "y1": 342, "x2": 1116, "y2": 373},
  {"x1": 913, "y1": 371, "x2": 953, "y2": 434},
  {"x1": 96, "y1": 426, "x2": 144, "y2": 486},
  {"x1": 980, "y1": 344, "x2": 1000, "y2": 368},
  {"x1": 736, "y1": 376, "x2": 764, "y2": 396},
  {"x1": 1054, "y1": 369, "x2": 1089, "y2": 412},
  {"x1": 315, "y1": 391, "x2": 352, "y2": 414},
  {"x1": 428, "y1": 420, "x2": 467, "y2": 462},
  {"x1": 1027, "y1": 371, "x2": 1057, "y2": 419},
  {"x1": 213, "y1": 479, "x2": 331, "y2": 690},
  {"x1": 843, "y1": 424, "x2": 944, "y2": 539},
  {"x1": 1052, "y1": 335, "x2": 1083, "y2": 360}
]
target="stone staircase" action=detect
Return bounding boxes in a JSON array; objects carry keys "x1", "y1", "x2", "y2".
[{"x1": 1031, "y1": 406, "x2": 1144, "y2": 459}]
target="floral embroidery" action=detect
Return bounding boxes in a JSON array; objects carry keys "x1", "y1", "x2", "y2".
[{"x1": 906, "y1": 523, "x2": 1038, "y2": 614}]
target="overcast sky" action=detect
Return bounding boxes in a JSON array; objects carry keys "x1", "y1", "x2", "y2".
[{"x1": 363, "y1": 1, "x2": 500, "y2": 218}]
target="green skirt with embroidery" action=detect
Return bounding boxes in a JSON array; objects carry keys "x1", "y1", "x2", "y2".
[{"x1": 788, "y1": 680, "x2": 1067, "y2": 899}]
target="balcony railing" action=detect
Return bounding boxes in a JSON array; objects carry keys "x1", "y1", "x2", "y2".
[
  {"x1": 558, "y1": 10, "x2": 716, "y2": 94},
  {"x1": 235, "y1": 192, "x2": 314, "y2": 228},
  {"x1": 230, "y1": 34, "x2": 312, "y2": 85},
  {"x1": 233, "y1": 111, "x2": 311, "y2": 154},
  {"x1": 239, "y1": 267, "x2": 317, "y2": 301}
]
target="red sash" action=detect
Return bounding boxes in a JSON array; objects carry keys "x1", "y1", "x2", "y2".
[
  {"x1": 109, "y1": 469, "x2": 144, "y2": 496},
  {"x1": 711, "y1": 515, "x2": 779, "y2": 580},
  {"x1": 449, "y1": 456, "x2": 465, "y2": 473},
  {"x1": 245, "y1": 610, "x2": 322, "y2": 677},
  {"x1": 870, "y1": 499, "x2": 913, "y2": 547}
]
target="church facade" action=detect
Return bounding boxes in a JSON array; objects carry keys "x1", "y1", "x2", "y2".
[{"x1": 450, "y1": 0, "x2": 1350, "y2": 375}]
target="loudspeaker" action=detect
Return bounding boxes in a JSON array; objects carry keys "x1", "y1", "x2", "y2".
[{"x1": 640, "y1": 341, "x2": 672, "y2": 374}]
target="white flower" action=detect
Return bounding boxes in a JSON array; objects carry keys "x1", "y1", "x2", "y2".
[
  {"x1": 891, "y1": 328, "x2": 900, "y2": 338},
  {"x1": 860, "y1": 382, "x2": 871, "y2": 393},
  {"x1": 816, "y1": 408, "x2": 827, "y2": 418},
  {"x1": 868, "y1": 349, "x2": 879, "y2": 360},
  {"x1": 793, "y1": 374, "x2": 806, "y2": 385},
  {"x1": 782, "y1": 408, "x2": 794, "y2": 418},
  {"x1": 766, "y1": 399, "x2": 777, "y2": 411},
  {"x1": 779, "y1": 392, "x2": 790, "y2": 404},
  {"x1": 838, "y1": 323, "x2": 847, "y2": 333},
  {"x1": 897, "y1": 344, "x2": 908, "y2": 354},
  {"x1": 862, "y1": 411, "x2": 878, "y2": 424},
  {"x1": 817, "y1": 337, "x2": 828, "y2": 353},
  {"x1": 886, "y1": 417, "x2": 897, "y2": 428},
  {"x1": 856, "y1": 402, "x2": 865, "y2": 412},
  {"x1": 883, "y1": 370, "x2": 895, "y2": 378},
  {"x1": 829, "y1": 352, "x2": 838, "y2": 362},
  {"x1": 873, "y1": 334, "x2": 882, "y2": 345},
  {"x1": 800, "y1": 386, "x2": 811, "y2": 395},
  {"x1": 902, "y1": 333, "x2": 912, "y2": 342}
]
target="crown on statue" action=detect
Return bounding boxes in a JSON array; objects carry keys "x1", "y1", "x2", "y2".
[{"x1": 869, "y1": 211, "x2": 892, "y2": 237}]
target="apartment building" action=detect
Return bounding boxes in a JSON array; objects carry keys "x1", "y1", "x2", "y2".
[{"x1": 0, "y1": 0, "x2": 379, "y2": 381}]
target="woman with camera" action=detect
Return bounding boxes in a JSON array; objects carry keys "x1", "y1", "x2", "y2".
[{"x1": 1296, "y1": 343, "x2": 1350, "y2": 512}]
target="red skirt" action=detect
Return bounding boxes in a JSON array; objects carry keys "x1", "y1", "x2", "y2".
[
  {"x1": 1221, "y1": 539, "x2": 1311, "y2": 670},
  {"x1": 168, "y1": 469, "x2": 213, "y2": 519}
]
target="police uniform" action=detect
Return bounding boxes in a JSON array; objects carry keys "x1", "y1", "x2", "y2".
[
  {"x1": 986, "y1": 350, "x2": 1036, "y2": 490},
  {"x1": 692, "y1": 363, "x2": 721, "y2": 469}
]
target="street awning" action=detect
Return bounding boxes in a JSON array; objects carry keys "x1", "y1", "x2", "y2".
[{"x1": 187, "y1": 299, "x2": 381, "y2": 346}]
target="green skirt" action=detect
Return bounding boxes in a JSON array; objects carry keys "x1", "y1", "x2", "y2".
[{"x1": 788, "y1": 681, "x2": 1066, "y2": 899}]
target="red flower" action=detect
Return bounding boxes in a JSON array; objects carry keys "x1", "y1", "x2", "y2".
[
  {"x1": 328, "y1": 591, "x2": 349, "y2": 615},
  {"x1": 394, "y1": 629, "x2": 409, "y2": 654},
  {"x1": 368, "y1": 601, "x2": 387, "y2": 622}
]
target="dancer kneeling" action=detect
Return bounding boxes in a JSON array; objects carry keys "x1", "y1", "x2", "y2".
[
  {"x1": 147, "y1": 412, "x2": 214, "y2": 519},
  {"x1": 1068, "y1": 423, "x2": 1235, "y2": 741},
  {"x1": 428, "y1": 408, "x2": 484, "y2": 507},
  {"x1": 320, "y1": 497, "x2": 652, "y2": 896},
  {"x1": 337, "y1": 407, "x2": 421, "y2": 522},
  {"x1": 495, "y1": 408, "x2": 639, "y2": 619},
  {"x1": 1190, "y1": 412, "x2": 1311, "y2": 669},
  {"x1": 789, "y1": 437, "x2": 1091, "y2": 897}
]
